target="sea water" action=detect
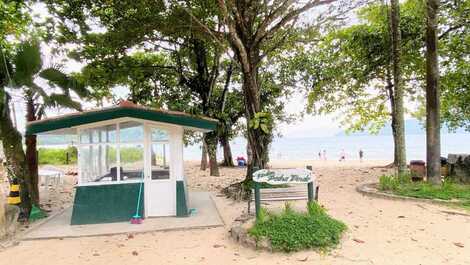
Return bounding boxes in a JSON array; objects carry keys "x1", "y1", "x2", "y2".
[{"x1": 184, "y1": 133, "x2": 470, "y2": 162}]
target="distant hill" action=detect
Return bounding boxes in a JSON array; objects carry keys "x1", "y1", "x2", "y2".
[{"x1": 336, "y1": 119, "x2": 468, "y2": 136}]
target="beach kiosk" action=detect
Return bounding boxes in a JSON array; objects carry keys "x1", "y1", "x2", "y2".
[{"x1": 26, "y1": 101, "x2": 218, "y2": 225}]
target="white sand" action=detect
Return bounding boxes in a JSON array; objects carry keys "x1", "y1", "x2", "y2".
[{"x1": 1, "y1": 160, "x2": 469, "y2": 265}]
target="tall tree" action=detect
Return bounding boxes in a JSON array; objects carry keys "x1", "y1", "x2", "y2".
[
  {"x1": 213, "y1": 0, "x2": 350, "y2": 178},
  {"x1": 425, "y1": 0, "x2": 441, "y2": 184},
  {"x1": 1, "y1": 0, "x2": 32, "y2": 218},
  {"x1": 289, "y1": 1, "x2": 424, "y2": 167},
  {"x1": 389, "y1": 0, "x2": 407, "y2": 173},
  {"x1": 6, "y1": 40, "x2": 87, "y2": 207}
]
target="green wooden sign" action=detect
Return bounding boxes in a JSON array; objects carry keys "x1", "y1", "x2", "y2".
[{"x1": 253, "y1": 168, "x2": 314, "y2": 184}]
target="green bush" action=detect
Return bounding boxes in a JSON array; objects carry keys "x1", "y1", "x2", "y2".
[
  {"x1": 378, "y1": 174, "x2": 470, "y2": 210},
  {"x1": 248, "y1": 202, "x2": 347, "y2": 252},
  {"x1": 38, "y1": 146, "x2": 77, "y2": 165}
]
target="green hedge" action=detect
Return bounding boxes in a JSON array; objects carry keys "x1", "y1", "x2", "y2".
[{"x1": 38, "y1": 146, "x2": 77, "y2": 165}]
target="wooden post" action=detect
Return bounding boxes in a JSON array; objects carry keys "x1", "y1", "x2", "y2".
[
  {"x1": 252, "y1": 166, "x2": 261, "y2": 220},
  {"x1": 254, "y1": 181, "x2": 261, "y2": 220},
  {"x1": 306, "y1": 165, "x2": 314, "y2": 202}
]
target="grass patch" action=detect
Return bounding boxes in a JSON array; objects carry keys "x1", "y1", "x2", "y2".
[
  {"x1": 378, "y1": 174, "x2": 470, "y2": 210},
  {"x1": 248, "y1": 202, "x2": 347, "y2": 252},
  {"x1": 38, "y1": 147, "x2": 77, "y2": 165}
]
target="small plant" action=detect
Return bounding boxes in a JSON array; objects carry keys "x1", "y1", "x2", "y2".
[
  {"x1": 378, "y1": 175, "x2": 399, "y2": 191},
  {"x1": 256, "y1": 207, "x2": 270, "y2": 224},
  {"x1": 379, "y1": 173, "x2": 412, "y2": 191},
  {"x1": 248, "y1": 202, "x2": 347, "y2": 252}
]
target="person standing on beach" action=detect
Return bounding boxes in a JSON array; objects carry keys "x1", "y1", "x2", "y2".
[
  {"x1": 339, "y1": 149, "x2": 346, "y2": 162},
  {"x1": 322, "y1": 150, "x2": 327, "y2": 160},
  {"x1": 359, "y1": 149, "x2": 364, "y2": 162},
  {"x1": 318, "y1": 151, "x2": 322, "y2": 160}
]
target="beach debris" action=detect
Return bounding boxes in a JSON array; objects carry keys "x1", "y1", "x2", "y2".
[
  {"x1": 353, "y1": 238, "x2": 365, "y2": 244},
  {"x1": 213, "y1": 244, "x2": 225, "y2": 248},
  {"x1": 411, "y1": 238, "x2": 418, "y2": 242},
  {"x1": 92, "y1": 252, "x2": 100, "y2": 256},
  {"x1": 132, "y1": 250, "x2": 139, "y2": 256},
  {"x1": 297, "y1": 257, "x2": 309, "y2": 262},
  {"x1": 453, "y1": 242, "x2": 464, "y2": 248},
  {"x1": 397, "y1": 215, "x2": 406, "y2": 218},
  {"x1": 127, "y1": 233, "x2": 134, "y2": 239}
]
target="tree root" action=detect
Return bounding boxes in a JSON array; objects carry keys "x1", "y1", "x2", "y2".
[{"x1": 221, "y1": 181, "x2": 251, "y2": 201}]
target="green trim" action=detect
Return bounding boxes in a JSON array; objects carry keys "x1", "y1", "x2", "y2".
[
  {"x1": 176, "y1": 181, "x2": 189, "y2": 217},
  {"x1": 26, "y1": 106, "x2": 217, "y2": 135},
  {"x1": 71, "y1": 183, "x2": 144, "y2": 225}
]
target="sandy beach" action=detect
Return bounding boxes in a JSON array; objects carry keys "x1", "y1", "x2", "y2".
[{"x1": 1, "y1": 160, "x2": 469, "y2": 265}]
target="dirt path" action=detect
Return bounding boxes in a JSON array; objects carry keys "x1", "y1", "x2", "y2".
[{"x1": 1, "y1": 160, "x2": 469, "y2": 265}]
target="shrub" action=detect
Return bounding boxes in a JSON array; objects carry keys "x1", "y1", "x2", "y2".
[
  {"x1": 38, "y1": 146, "x2": 77, "y2": 165},
  {"x1": 249, "y1": 202, "x2": 347, "y2": 252}
]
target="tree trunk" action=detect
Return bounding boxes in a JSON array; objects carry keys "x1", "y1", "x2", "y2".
[
  {"x1": 425, "y1": 0, "x2": 441, "y2": 185},
  {"x1": 204, "y1": 132, "x2": 220, "y2": 176},
  {"x1": 220, "y1": 135, "x2": 234, "y2": 167},
  {"x1": 243, "y1": 70, "x2": 270, "y2": 179},
  {"x1": 386, "y1": 70, "x2": 399, "y2": 166},
  {"x1": 390, "y1": 0, "x2": 407, "y2": 174},
  {"x1": 0, "y1": 91, "x2": 32, "y2": 217},
  {"x1": 25, "y1": 97, "x2": 39, "y2": 205},
  {"x1": 200, "y1": 135, "x2": 208, "y2": 171}
]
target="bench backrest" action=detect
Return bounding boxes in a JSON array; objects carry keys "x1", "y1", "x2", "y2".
[{"x1": 250, "y1": 185, "x2": 309, "y2": 201}]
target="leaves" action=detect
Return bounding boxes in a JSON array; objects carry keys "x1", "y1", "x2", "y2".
[
  {"x1": 249, "y1": 112, "x2": 273, "y2": 135},
  {"x1": 12, "y1": 40, "x2": 42, "y2": 86}
]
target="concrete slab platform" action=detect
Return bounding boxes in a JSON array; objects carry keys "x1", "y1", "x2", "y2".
[{"x1": 22, "y1": 192, "x2": 224, "y2": 240}]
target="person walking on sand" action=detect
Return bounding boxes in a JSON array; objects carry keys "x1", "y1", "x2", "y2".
[
  {"x1": 318, "y1": 151, "x2": 322, "y2": 160},
  {"x1": 339, "y1": 149, "x2": 346, "y2": 162},
  {"x1": 359, "y1": 149, "x2": 364, "y2": 162}
]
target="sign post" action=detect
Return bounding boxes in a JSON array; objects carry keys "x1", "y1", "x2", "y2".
[{"x1": 252, "y1": 166, "x2": 315, "y2": 220}]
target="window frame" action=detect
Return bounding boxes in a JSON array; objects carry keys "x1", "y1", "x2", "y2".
[{"x1": 76, "y1": 118, "x2": 174, "y2": 186}]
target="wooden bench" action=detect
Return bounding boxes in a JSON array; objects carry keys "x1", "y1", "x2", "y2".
[{"x1": 248, "y1": 185, "x2": 319, "y2": 214}]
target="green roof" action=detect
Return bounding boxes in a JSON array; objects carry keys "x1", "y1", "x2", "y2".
[{"x1": 26, "y1": 103, "x2": 218, "y2": 135}]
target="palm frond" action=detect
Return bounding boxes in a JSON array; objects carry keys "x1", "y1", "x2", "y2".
[
  {"x1": 39, "y1": 67, "x2": 89, "y2": 98},
  {"x1": 12, "y1": 40, "x2": 42, "y2": 86},
  {"x1": 43, "y1": 93, "x2": 82, "y2": 111},
  {"x1": 29, "y1": 82, "x2": 49, "y2": 99}
]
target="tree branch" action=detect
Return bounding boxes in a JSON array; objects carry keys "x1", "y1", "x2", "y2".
[
  {"x1": 217, "y1": 0, "x2": 251, "y2": 74},
  {"x1": 255, "y1": 0, "x2": 337, "y2": 46}
]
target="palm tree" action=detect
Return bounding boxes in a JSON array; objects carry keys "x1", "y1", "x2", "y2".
[{"x1": 2, "y1": 39, "x2": 88, "y2": 212}]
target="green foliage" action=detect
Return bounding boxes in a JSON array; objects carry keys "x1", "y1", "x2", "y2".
[
  {"x1": 0, "y1": 0, "x2": 30, "y2": 48},
  {"x1": 378, "y1": 173, "x2": 412, "y2": 191},
  {"x1": 119, "y1": 146, "x2": 144, "y2": 163},
  {"x1": 38, "y1": 147, "x2": 77, "y2": 165},
  {"x1": 248, "y1": 112, "x2": 273, "y2": 134},
  {"x1": 379, "y1": 175, "x2": 470, "y2": 210},
  {"x1": 298, "y1": 0, "x2": 425, "y2": 134},
  {"x1": 249, "y1": 202, "x2": 347, "y2": 252}
]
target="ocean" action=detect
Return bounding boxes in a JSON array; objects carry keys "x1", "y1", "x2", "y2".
[
  {"x1": 184, "y1": 133, "x2": 470, "y2": 162},
  {"x1": 38, "y1": 133, "x2": 470, "y2": 162}
]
